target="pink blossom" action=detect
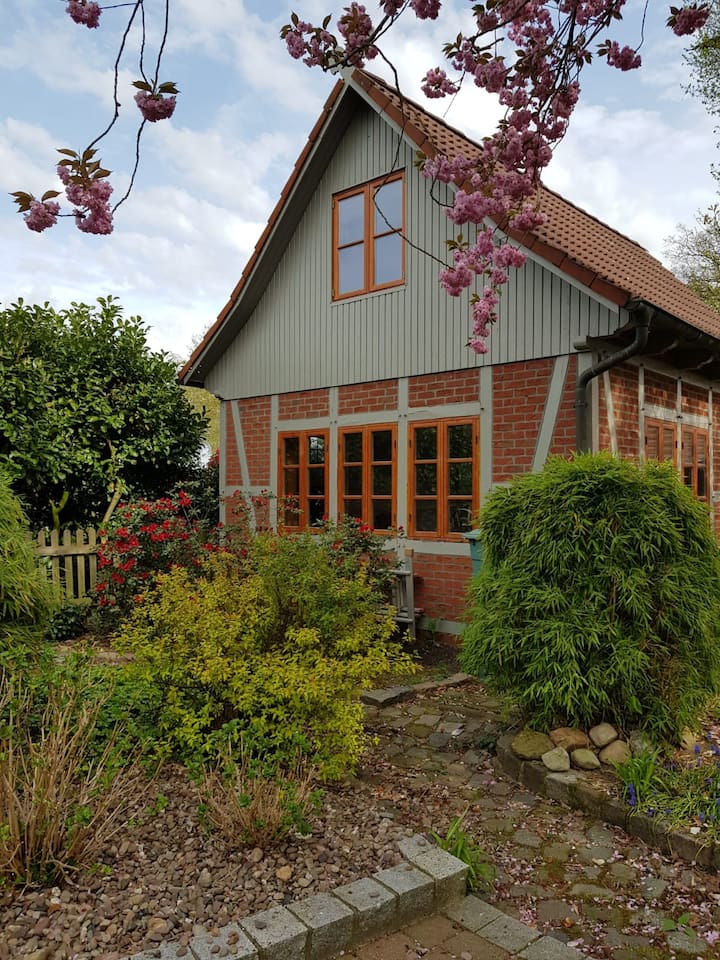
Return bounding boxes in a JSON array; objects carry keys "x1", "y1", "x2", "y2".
[
  {"x1": 421, "y1": 68, "x2": 458, "y2": 99},
  {"x1": 669, "y1": 4, "x2": 710, "y2": 35},
  {"x1": 134, "y1": 91, "x2": 177, "y2": 122},
  {"x1": 606, "y1": 41, "x2": 642, "y2": 70},
  {"x1": 411, "y1": 0, "x2": 441, "y2": 19},
  {"x1": 66, "y1": 0, "x2": 101, "y2": 28},
  {"x1": 382, "y1": 0, "x2": 405, "y2": 12},
  {"x1": 24, "y1": 200, "x2": 60, "y2": 233}
]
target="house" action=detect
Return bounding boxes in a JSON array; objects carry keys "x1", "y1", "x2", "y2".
[{"x1": 180, "y1": 68, "x2": 720, "y2": 639}]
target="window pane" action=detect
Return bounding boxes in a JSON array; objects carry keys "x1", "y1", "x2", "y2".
[
  {"x1": 308, "y1": 467, "x2": 325, "y2": 496},
  {"x1": 415, "y1": 427, "x2": 437, "y2": 460},
  {"x1": 338, "y1": 193, "x2": 364, "y2": 245},
  {"x1": 683, "y1": 466, "x2": 693, "y2": 488},
  {"x1": 338, "y1": 243, "x2": 365, "y2": 294},
  {"x1": 284, "y1": 436, "x2": 299, "y2": 465},
  {"x1": 343, "y1": 499, "x2": 362, "y2": 519},
  {"x1": 344, "y1": 465, "x2": 363, "y2": 496},
  {"x1": 372, "y1": 500, "x2": 392, "y2": 530},
  {"x1": 448, "y1": 423, "x2": 473, "y2": 459},
  {"x1": 415, "y1": 500, "x2": 437, "y2": 532},
  {"x1": 415, "y1": 463, "x2": 437, "y2": 496},
  {"x1": 374, "y1": 180, "x2": 402, "y2": 233},
  {"x1": 308, "y1": 498, "x2": 325, "y2": 526},
  {"x1": 698, "y1": 467, "x2": 707, "y2": 498},
  {"x1": 372, "y1": 429, "x2": 392, "y2": 462},
  {"x1": 308, "y1": 435, "x2": 325, "y2": 465},
  {"x1": 374, "y1": 233, "x2": 402, "y2": 286},
  {"x1": 448, "y1": 501, "x2": 473, "y2": 533},
  {"x1": 449, "y1": 462, "x2": 473, "y2": 496},
  {"x1": 372, "y1": 464, "x2": 392, "y2": 496},
  {"x1": 283, "y1": 467, "x2": 299, "y2": 495},
  {"x1": 283, "y1": 504, "x2": 300, "y2": 526},
  {"x1": 683, "y1": 431, "x2": 694, "y2": 466},
  {"x1": 343, "y1": 432, "x2": 363, "y2": 462}
]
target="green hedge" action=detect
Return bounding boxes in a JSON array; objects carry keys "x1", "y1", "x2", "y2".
[{"x1": 461, "y1": 452, "x2": 720, "y2": 740}]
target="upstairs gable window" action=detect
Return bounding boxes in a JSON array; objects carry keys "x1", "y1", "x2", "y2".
[{"x1": 332, "y1": 172, "x2": 404, "y2": 299}]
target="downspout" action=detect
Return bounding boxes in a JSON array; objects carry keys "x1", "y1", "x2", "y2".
[{"x1": 574, "y1": 302, "x2": 653, "y2": 453}]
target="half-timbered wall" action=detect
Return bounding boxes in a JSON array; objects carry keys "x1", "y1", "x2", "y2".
[{"x1": 206, "y1": 101, "x2": 619, "y2": 401}]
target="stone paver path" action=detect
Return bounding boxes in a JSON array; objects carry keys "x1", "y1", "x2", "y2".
[{"x1": 359, "y1": 679, "x2": 720, "y2": 958}]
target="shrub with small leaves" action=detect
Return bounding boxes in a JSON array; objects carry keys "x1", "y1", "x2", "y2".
[{"x1": 462, "y1": 453, "x2": 720, "y2": 741}]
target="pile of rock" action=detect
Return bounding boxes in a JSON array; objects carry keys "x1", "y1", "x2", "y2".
[{"x1": 511, "y1": 724, "x2": 631, "y2": 772}]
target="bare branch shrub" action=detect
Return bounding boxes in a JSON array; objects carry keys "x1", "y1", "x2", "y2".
[{"x1": 0, "y1": 674, "x2": 145, "y2": 884}]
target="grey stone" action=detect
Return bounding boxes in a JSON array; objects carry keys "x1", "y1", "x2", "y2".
[
  {"x1": 535, "y1": 900, "x2": 580, "y2": 925},
  {"x1": 190, "y1": 926, "x2": 258, "y2": 960},
  {"x1": 667, "y1": 929, "x2": 707, "y2": 954},
  {"x1": 374, "y1": 862, "x2": 435, "y2": 922},
  {"x1": 542, "y1": 747, "x2": 570, "y2": 772},
  {"x1": 568, "y1": 883, "x2": 615, "y2": 899},
  {"x1": 480, "y1": 913, "x2": 542, "y2": 953},
  {"x1": 542, "y1": 842, "x2": 572, "y2": 862},
  {"x1": 512, "y1": 830, "x2": 543, "y2": 848},
  {"x1": 599, "y1": 739, "x2": 631, "y2": 765},
  {"x1": 427, "y1": 732, "x2": 451, "y2": 749},
  {"x1": 577, "y1": 844, "x2": 614, "y2": 864},
  {"x1": 628, "y1": 729, "x2": 655, "y2": 756},
  {"x1": 397, "y1": 834, "x2": 468, "y2": 904},
  {"x1": 519, "y1": 936, "x2": 585, "y2": 959},
  {"x1": 571, "y1": 748, "x2": 601, "y2": 770},
  {"x1": 512, "y1": 729, "x2": 554, "y2": 760},
  {"x1": 609, "y1": 862, "x2": 638, "y2": 883},
  {"x1": 641, "y1": 877, "x2": 668, "y2": 899},
  {"x1": 589, "y1": 722, "x2": 618, "y2": 748},
  {"x1": 239, "y1": 906, "x2": 307, "y2": 960},
  {"x1": 286, "y1": 893, "x2": 354, "y2": 960},
  {"x1": 361, "y1": 685, "x2": 412, "y2": 707},
  {"x1": 444, "y1": 895, "x2": 505, "y2": 932},
  {"x1": 128, "y1": 948, "x2": 192, "y2": 960},
  {"x1": 544, "y1": 771, "x2": 578, "y2": 803},
  {"x1": 333, "y1": 877, "x2": 397, "y2": 939}
]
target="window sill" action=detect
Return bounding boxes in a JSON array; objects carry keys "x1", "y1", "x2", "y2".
[{"x1": 331, "y1": 282, "x2": 406, "y2": 307}]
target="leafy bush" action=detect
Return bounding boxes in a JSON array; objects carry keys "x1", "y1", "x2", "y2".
[
  {"x1": 201, "y1": 749, "x2": 321, "y2": 847},
  {"x1": 315, "y1": 514, "x2": 402, "y2": 601},
  {"x1": 94, "y1": 491, "x2": 216, "y2": 627},
  {"x1": 44, "y1": 599, "x2": 90, "y2": 644},
  {"x1": 0, "y1": 471, "x2": 56, "y2": 665},
  {"x1": 0, "y1": 674, "x2": 144, "y2": 884},
  {"x1": 461, "y1": 453, "x2": 720, "y2": 740},
  {"x1": 116, "y1": 534, "x2": 413, "y2": 776}
]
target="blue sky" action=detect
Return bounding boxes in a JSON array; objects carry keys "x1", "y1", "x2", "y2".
[{"x1": 0, "y1": 0, "x2": 716, "y2": 359}]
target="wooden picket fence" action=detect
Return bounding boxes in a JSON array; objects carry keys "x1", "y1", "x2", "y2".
[{"x1": 34, "y1": 527, "x2": 100, "y2": 601}]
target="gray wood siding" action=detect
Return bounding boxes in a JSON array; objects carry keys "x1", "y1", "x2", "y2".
[{"x1": 207, "y1": 102, "x2": 619, "y2": 400}]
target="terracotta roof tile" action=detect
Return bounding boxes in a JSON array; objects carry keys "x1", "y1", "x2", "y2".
[{"x1": 353, "y1": 69, "x2": 720, "y2": 340}]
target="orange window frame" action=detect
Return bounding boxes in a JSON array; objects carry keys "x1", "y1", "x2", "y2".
[
  {"x1": 681, "y1": 425, "x2": 709, "y2": 502},
  {"x1": 408, "y1": 417, "x2": 479, "y2": 540},
  {"x1": 338, "y1": 424, "x2": 397, "y2": 531},
  {"x1": 278, "y1": 430, "x2": 329, "y2": 530},
  {"x1": 644, "y1": 418, "x2": 677, "y2": 465},
  {"x1": 332, "y1": 171, "x2": 405, "y2": 300}
]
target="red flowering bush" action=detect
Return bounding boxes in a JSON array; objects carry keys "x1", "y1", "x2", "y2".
[
  {"x1": 315, "y1": 515, "x2": 402, "y2": 602},
  {"x1": 95, "y1": 491, "x2": 218, "y2": 628}
]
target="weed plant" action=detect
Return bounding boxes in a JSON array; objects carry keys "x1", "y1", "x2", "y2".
[
  {"x1": 462, "y1": 453, "x2": 720, "y2": 739},
  {"x1": 432, "y1": 809, "x2": 495, "y2": 893}
]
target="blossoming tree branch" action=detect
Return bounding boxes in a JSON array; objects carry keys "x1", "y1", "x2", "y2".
[{"x1": 11, "y1": 0, "x2": 710, "y2": 352}]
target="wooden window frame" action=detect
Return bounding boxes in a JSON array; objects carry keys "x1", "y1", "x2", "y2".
[
  {"x1": 644, "y1": 417, "x2": 709, "y2": 502},
  {"x1": 278, "y1": 429, "x2": 329, "y2": 530},
  {"x1": 408, "y1": 417, "x2": 479, "y2": 540},
  {"x1": 338, "y1": 424, "x2": 397, "y2": 531},
  {"x1": 681, "y1": 425, "x2": 709, "y2": 502},
  {"x1": 332, "y1": 171, "x2": 405, "y2": 301}
]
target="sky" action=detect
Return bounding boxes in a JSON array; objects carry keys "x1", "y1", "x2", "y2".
[{"x1": 0, "y1": 0, "x2": 717, "y2": 361}]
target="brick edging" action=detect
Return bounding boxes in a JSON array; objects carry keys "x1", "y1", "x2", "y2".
[{"x1": 494, "y1": 734, "x2": 720, "y2": 871}]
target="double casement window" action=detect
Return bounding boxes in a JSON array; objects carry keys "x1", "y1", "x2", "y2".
[
  {"x1": 278, "y1": 416, "x2": 479, "y2": 535},
  {"x1": 278, "y1": 431, "x2": 328, "y2": 528},
  {"x1": 644, "y1": 417, "x2": 708, "y2": 501},
  {"x1": 339, "y1": 425, "x2": 396, "y2": 531},
  {"x1": 332, "y1": 172, "x2": 404, "y2": 299},
  {"x1": 408, "y1": 418, "x2": 478, "y2": 538}
]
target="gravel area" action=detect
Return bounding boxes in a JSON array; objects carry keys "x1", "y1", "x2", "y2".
[{"x1": 0, "y1": 760, "x2": 418, "y2": 960}]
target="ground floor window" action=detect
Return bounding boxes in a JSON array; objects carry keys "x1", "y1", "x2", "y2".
[
  {"x1": 644, "y1": 417, "x2": 708, "y2": 501},
  {"x1": 339, "y1": 424, "x2": 396, "y2": 531},
  {"x1": 408, "y1": 418, "x2": 478, "y2": 538},
  {"x1": 278, "y1": 430, "x2": 328, "y2": 528}
]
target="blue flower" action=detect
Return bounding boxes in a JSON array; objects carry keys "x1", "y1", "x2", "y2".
[{"x1": 628, "y1": 783, "x2": 637, "y2": 808}]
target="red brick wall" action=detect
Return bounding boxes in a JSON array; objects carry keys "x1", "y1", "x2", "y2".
[
  {"x1": 278, "y1": 388, "x2": 329, "y2": 420},
  {"x1": 682, "y1": 382, "x2": 707, "y2": 418},
  {"x1": 338, "y1": 379, "x2": 398, "y2": 415},
  {"x1": 223, "y1": 402, "x2": 242, "y2": 486},
  {"x1": 549, "y1": 355, "x2": 577, "y2": 456},
  {"x1": 240, "y1": 396, "x2": 272, "y2": 486},
  {"x1": 644, "y1": 370, "x2": 676, "y2": 411},
  {"x1": 409, "y1": 369, "x2": 479, "y2": 407},
  {"x1": 492, "y1": 358, "x2": 554, "y2": 482},
  {"x1": 412, "y1": 553, "x2": 473, "y2": 624}
]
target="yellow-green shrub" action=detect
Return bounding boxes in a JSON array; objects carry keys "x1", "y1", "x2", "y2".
[{"x1": 116, "y1": 535, "x2": 413, "y2": 777}]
